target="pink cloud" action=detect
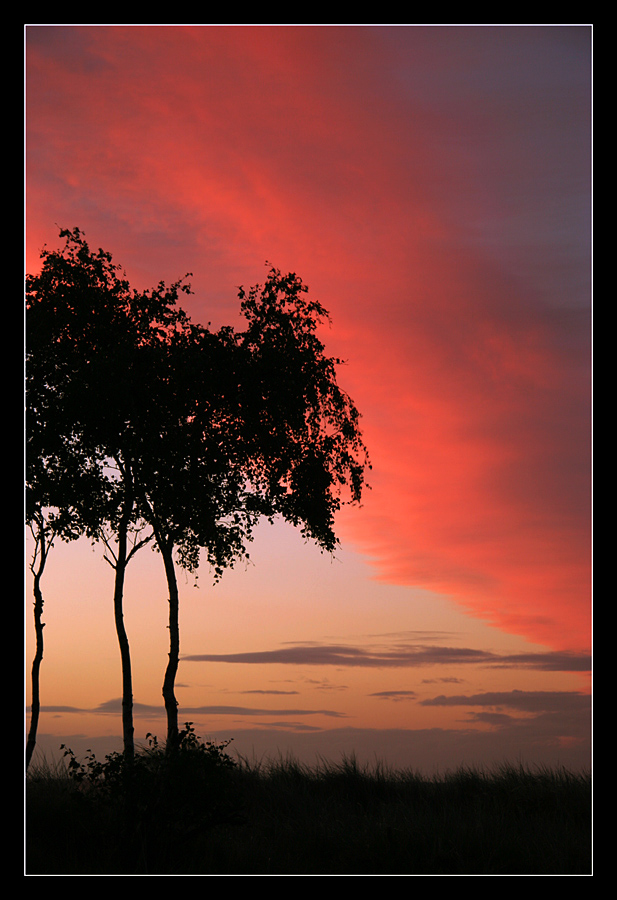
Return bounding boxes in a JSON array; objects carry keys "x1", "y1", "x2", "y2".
[{"x1": 26, "y1": 26, "x2": 591, "y2": 653}]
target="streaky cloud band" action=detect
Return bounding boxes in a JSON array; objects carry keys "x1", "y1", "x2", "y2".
[{"x1": 181, "y1": 644, "x2": 591, "y2": 672}]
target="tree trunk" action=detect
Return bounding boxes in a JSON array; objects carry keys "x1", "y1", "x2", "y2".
[
  {"x1": 113, "y1": 510, "x2": 135, "y2": 763},
  {"x1": 159, "y1": 537, "x2": 180, "y2": 751},
  {"x1": 26, "y1": 519, "x2": 48, "y2": 771}
]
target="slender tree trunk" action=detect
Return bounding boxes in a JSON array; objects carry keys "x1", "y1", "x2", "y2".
[
  {"x1": 159, "y1": 536, "x2": 180, "y2": 751},
  {"x1": 26, "y1": 518, "x2": 48, "y2": 771},
  {"x1": 113, "y1": 509, "x2": 135, "y2": 763}
]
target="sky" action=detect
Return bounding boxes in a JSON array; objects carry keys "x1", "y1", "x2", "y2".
[{"x1": 25, "y1": 24, "x2": 592, "y2": 775}]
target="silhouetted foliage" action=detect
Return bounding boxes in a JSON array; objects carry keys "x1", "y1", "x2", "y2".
[
  {"x1": 54, "y1": 723, "x2": 240, "y2": 871},
  {"x1": 237, "y1": 265, "x2": 369, "y2": 550}
]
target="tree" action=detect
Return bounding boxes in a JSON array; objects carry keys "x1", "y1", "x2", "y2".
[
  {"x1": 25, "y1": 453, "x2": 107, "y2": 768},
  {"x1": 25, "y1": 244, "x2": 111, "y2": 767},
  {"x1": 25, "y1": 228, "x2": 191, "y2": 762},
  {"x1": 130, "y1": 265, "x2": 371, "y2": 749},
  {"x1": 25, "y1": 427, "x2": 107, "y2": 769},
  {"x1": 25, "y1": 510, "x2": 55, "y2": 771},
  {"x1": 96, "y1": 465, "x2": 153, "y2": 763}
]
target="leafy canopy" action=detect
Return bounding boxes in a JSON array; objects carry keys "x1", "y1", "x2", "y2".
[{"x1": 26, "y1": 229, "x2": 370, "y2": 578}]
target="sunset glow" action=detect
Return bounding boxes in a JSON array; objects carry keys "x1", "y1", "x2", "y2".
[{"x1": 25, "y1": 25, "x2": 591, "y2": 774}]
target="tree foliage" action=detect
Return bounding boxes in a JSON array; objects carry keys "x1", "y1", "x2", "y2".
[{"x1": 237, "y1": 266, "x2": 368, "y2": 550}]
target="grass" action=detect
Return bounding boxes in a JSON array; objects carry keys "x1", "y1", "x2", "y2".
[{"x1": 25, "y1": 739, "x2": 592, "y2": 875}]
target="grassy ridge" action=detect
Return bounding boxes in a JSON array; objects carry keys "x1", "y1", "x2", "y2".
[{"x1": 26, "y1": 749, "x2": 591, "y2": 875}]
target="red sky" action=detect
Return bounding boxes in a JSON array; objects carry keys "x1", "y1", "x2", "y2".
[{"x1": 25, "y1": 25, "x2": 591, "y2": 773}]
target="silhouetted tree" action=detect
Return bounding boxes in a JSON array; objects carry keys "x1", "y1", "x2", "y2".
[
  {"x1": 136, "y1": 265, "x2": 371, "y2": 749},
  {"x1": 25, "y1": 509, "x2": 54, "y2": 771},
  {"x1": 26, "y1": 228, "x2": 190, "y2": 761},
  {"x1": 26, "y1": 236, "x2": 113, "y2": 766}
]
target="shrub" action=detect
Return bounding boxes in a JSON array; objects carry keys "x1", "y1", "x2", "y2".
[{"x1": 54, "y1": 723, "x2": 241, "y2": 873}]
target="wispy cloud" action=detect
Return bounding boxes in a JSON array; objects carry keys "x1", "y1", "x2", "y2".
[
  {"x1": 36, "y1": 699, "x2": 347, "y2": 719},
  {"x1": 239, "y1": 689, "x2": 300, "y2": 696},
  {"x1": 369, "y1": 691, "x2": 417, "y2": 702},
  {"x1": 485, "y1": 652, "x2": 591, "y2": 672},
  {"x1": 468, "y1": 712, "x2": 515, "y2": 727},
  {"x1": 420, "y1": 690, "x2": 590, "y2": 713},
  {"x1": 182, "y1": 642, "x2": 590, "y2": 671}
]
